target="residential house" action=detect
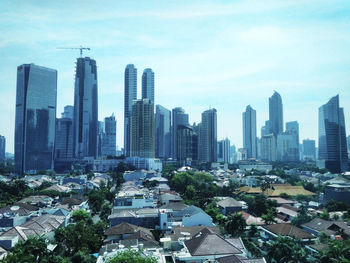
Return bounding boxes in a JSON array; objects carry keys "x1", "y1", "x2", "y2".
[
  {"x1": 217, "y1": 197, "x2": 245, "y2": 215},
  {"x1": 260, "y1": 223, "x2": 315, "y2": 242},
  {"x1": 301, "y1": 218, "x2": 350, "y2": 239}
]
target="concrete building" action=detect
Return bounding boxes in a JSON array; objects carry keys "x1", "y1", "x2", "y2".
[
  {"x1": 73, "y1": 57, "x2": 98, "y2": 159},
  {"x1": 318, "y1": 95, "x2": 348, "y2": 173},
  {"x1": 269, "y1": 91, "x2": 283, "y2": 136},
  {"x1": 142, "y1": 68, "x2": 155, "y2": 104},
  {"x1": 124, "y1": 64, "x2": 137, "y2": 157},
  {"x1": 155, "y1": 105, "x2": 171, "y2": 159},
  {"x1": 0, "y1": 135, "x2": 5, "y2": 162},
  {"x1": 130, "y1": 99, "x2": 155, "y2": 158},
  {"x1": 277, "y1": 122, "x2": 299, "y2": 162},
  {"x1": 176, "y1": 125, "x2": 198, "y2": 166},
  {"x1": 302, "y1": 139, "x2": 316, "y2": 161},
  {"x1": 260, "y1": 134, "x2": 277, "y2": 162},
  {"x1": 199, "y1": 108, "x2": 217, "y2": 163},
  {"x1": 217, "y1": 138, "x2": 230, "y2": 163},
  {"x1": 102, "y1": 114, "x2": 116, "y2": 156},
  {"x1": 15, "y1": 64, "x2": 57, "y2": 174},
  {"x1": 242, "y1": 105, "x2": 257, "y2": 158},
  {"x1": 171, "y1": 107, "x2": 189, "y2": 159}
]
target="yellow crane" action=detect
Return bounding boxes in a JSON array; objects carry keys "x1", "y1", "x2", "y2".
[{"x1": 57, "y1": 45, "x2": 90, "y2": 57}]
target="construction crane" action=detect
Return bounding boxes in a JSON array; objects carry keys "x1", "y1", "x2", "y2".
[{"x1": 57, "y1": 45, "x2": 91, "y2": 57}]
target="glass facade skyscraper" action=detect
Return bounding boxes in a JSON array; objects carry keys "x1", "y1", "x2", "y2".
[
  {"x1": 124, "y1": 64, "x2": 137, "y2": 157},
  {"x1": 142, "y1": 68, "x2": 155, "y2": 104},
  {"x1": 0, "y1": 135, "x2": 5, "y2": 162},
  {"x1": 269, "y1": 91, "x2": 283, "y2": 136},
  {"x1": 242, "y1": 105, "x2": 257, "y2": 159},
  {"x1": 73, "y1": 57, "x2": 98, "y2": 159},
  {"x1": 199, "y1": 108, "x2": 217, "y2": 163},
  {"x1": 102, "y1": 114, "x2": 117, "y2": 156},
  {"x1": 155, "y1": 105, "x2": 171, "y2": 159},
  {"x1": 171, "y1": 107, "x2": 189, "y2": 159},
  {"x1": 318, "y1": 95, "x2": 348, "y2": 173},
  {"x1": 15, "y1": 64, "x2": 57, "y2": 174}
]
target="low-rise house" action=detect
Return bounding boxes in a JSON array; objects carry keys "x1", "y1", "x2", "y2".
[
  {"x1": 277, "y1": 204, "x2": 299, "y2": 222},
  {"x1": 45, "y1": 184, "x2": 71, "y2": 193},
  {"x1": 0, "y1": 204, "x2": 38, "y2": 231},
  {"x1": 158, "y1": 192, "x2": 182, "y2": 205},
  {"x1": 301, "y1": 218, "x2": 350, "y2": 238},
  {"x1": 268, "y1": 197, "x2": 297, "y2": 206},
  {"x1": 260, "y1": 223, "x2": 315, "y2": 242},
  {"x1": 165, "y1": 225, "x2": 221, "y2": 244},
  {"x1": 104, "y1": 222, "x2": 155, "y2": 243},
  {"x1": 109, "y1": 208, "x2": 159, "y2": 228},
  {"x1": 171, "y1": 205, "x2": 214, "y2": 227},
  {"x1": 217, "y1": 197, "x2": 245, "y2": 215},
  {"x1": 240, "y1": 211, "x2": 264, "y2": 226},
  {"x1": 18, "y1": 195, "x2": 53, "y2": 207}
]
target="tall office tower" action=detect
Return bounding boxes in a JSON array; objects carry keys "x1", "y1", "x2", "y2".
[
  {"x1": 155, "y1": 105, "x2": 171, "y2": 159},
  {"x1": 285, "y1": 121, "x2": 300, "y2": 161},
  {"x1": 302, "y1": 139, "x2": 316, "y2": 161},
  {"x1": 269, "y1": 91, "x2": 283, "y2": 136},
  {"x1": 102, "y1": 114, "x2": 117, "y2": 156},
  {"x1": 348, "y1": 136, "x2": 350, "y2": 159},
  {"x1": 0, "y1": 135, "x2": 5, "y2": 162},
  {"x1": 230, "y1": 144, "x2": 237, "y2": 163},
  {"x1": 142, "y1": 68, "x2": 155, "y2": 104},
  {"x1": 242, "y1": 105, "x2": 257, "y2": 159},
  {"x1": 15, "y1": 64, "x2": 57, "y2": 174},
  {"x1": 124, "y1": 64, "x2": 137, "y2": 157},
  {"x1": 318, "y1": 95, "x2": 348, "y2": 173},
  {"x1": 217, "y1": 138, "x2": 230, "y2": 163},
  {"x1": 260, "y1": 134, "x2": 277, "y2": 162},
  {"x1": 97, "y1": 121, "x2": 104, "y2": 157},
  {"x1": 55, "y1": 118, "x2": 73, "y2": 160},
  {"x1": 73, "y1": 57, "x2": 98, "y2": 159},
  {"x1": 176, "y1": 125, "x2": 198, "y2": 165},
  {"x1": 199, "y1": 108, "x2": 217, "y2": 163},
  {"x1": 171, "y1": 107, "x2": 189, "y2": 159},
  {"x1": 130, "y1": 99, "x2": 155, "y2": 158},
  {"x1": 277, "y1": 133, "x2": 298, "y2": 162},
  {"x1": 261, "y1": 121, "x2": 270, "y2": 137},
  {"x1": 62, "y1": 105, "x2": 73, "y2": 119}
]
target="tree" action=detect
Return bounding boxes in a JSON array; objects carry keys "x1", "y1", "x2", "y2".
[
  {"x1": 71, "y1": 250, "x2": 96, "y2": 263},
  {"x1": 107, "y1": 249, "x2": 157, "y2": 263},
  {"x1": 225, "y1": 212, "x2": 247, "y2": 237},
  {"x1": 88, "y1": 189, "x2": 105, "y2": 214},
  {"x1": 317, "y1": 239, "x2": 350, "y2": 263},
  {"x1": 71, "y1": 209, "x2": 92, "y2": 224},
  {"x1": 261, "y1": 207, "x2": 277, "y2": 225},
  {"x1": 100, "y1": 202, "x2": 112, "y2": 222},
  {"x1": 248, "y1": 223, "x2": 259, "y2": 238}
]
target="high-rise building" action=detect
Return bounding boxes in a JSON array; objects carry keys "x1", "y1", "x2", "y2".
[
  {"x1": 102, "y1": 114, "x2": 116, "y2": 156},
  {"x1": 217, "y1": 138, "x2": 230, "y2": 163},
  {"x1": 15, "y1": 64, "x2": 57, "y2": 174},
  {"x1": 242, "y1": 105, "x2": 257, "y2": 159},
  {"x1": 176, "y1": 125, "x2": 198, "y2": 165},
  {"x1": 261, "y1": 120, "x2": 270, "y2": 137},
  {"x1": 142, "y1": 68, "x2": 154, "y2": 104},
  {"x1": 171, "y1": 107, "x2": 189, "y2": 159},
  {"x1": 0, "y1": 135, "x2": 5, "y2": 162},
  {"x1": 55, "y1": 106, "x2": 74, "y2": 161},
  {"x1": 347, "y1": 136, "x2": 350, "y2": 159},
  {"x1": 230, "y1": 145, "x2": 237, "y2": 164},
  {"x1": 277, "y1": 121, "x2": 300, "y2": 162},
  {"x1": 269, "y1": 91, "x2": 283, "y2": 136},
  {"x1": 61, "y1": 105, "x2": 73, "y2": 119},
  {"x1": 318, "y1": 95, "x2": 348, "y2": 173},
  {"x1": 155, "y1": 105, "x2": 171, "y2": 159},
  {"x1": 198, "y1": 108, "x2": 217, "y2": 163},
  {"x1": 130, "y1": 99, "x2": 155, "y2": 158},
  {"x1": 124, "y1": 64, "x2": 137, "y2": 157},
  {"x1": 302, "y1": 139, "x2": 316, "y2": 161},
  {"x1": 260, "y1": 134, "x2": 277, "y2": 162},
  {"x1": 73, "y1": 57, "x2": 98, "y2": 159}
]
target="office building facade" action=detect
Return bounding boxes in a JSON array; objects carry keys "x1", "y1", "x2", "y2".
[
  {"x1": 0, "y1": 135, "x2": 5, "y2": 162},
  {"x1": 15, "y1": 64, "x2": 57, "y2": 174},
  {"x1": 142, "y1": 68, "x2": 154, "y2": 104},
  {"x1": 318, "y1": 95, "x2": 348, "y2": 173},
  {"x1": 302, "y1": 139, "x2": 316, "y2": 161},
  {"x1": 155, "y1": 105, "x2": 171, "y2": 159},
  {"x1": 171, "y1": 107, "x2": 189, "y2": 159},
  {"x1": 242, "y1": 105, "x2": 257, "y2": 159},
  {"x1": 102, "y1": 114, "x2": 117, "y2": 156},
  {"x1": 269, "y1": 91, "x2": 283, "y2": 136},
  {"x1": 73, "y1": 57, "x2": 98, "y2": 159},
  {"x1": 199, "y1": 108, "x2": 217, "y2": 163}
]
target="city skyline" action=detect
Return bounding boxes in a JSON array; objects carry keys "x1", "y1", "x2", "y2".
[{"x1": 1, "y1": 0, "x2": 350, "y2": 152}]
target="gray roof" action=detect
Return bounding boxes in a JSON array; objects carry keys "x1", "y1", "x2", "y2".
[
  {"x1": 184, "y1": 228, "x2": 243, "y2": 256},
  {"x1": 173, "y1": 205, "x2": 206, "y2": 218},
  {"x1": 217, "y1": 197, "x2": 243, "y2": 208},
  {"x1": 159, "y1": 202, "x2": 188, "y2": 211},
  {"x1": 166, "y1": 226, "x2": 221, "y2": 242},
  {"x1": 302, "y1": 218, "x2": 350, "y2": 236}
]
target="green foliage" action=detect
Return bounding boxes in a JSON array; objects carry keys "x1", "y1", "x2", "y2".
[
  {"x1": 106, "y1": 249, "x2": 157, "y2": 263},
  {"x1": 0, "y1": 180, "x2": 29, "y2": 207},
  {"x1": 241, "y1": 194, "x2": 277, "y2": 217},
  {"x1": 2, "y1": 236, "x2": 63, "y2": 263},
  {"x1": 71, "y1": 209, "x2": 92, "y2": 223},
  {"x1": 88, "y1": 189, "x2": 107, "y2": 214},
  {"x1": 248, "y1": 223, "x2": 259, "y2": 238},
  {"x1": 261, "y1": 207, "x2": 277, "y2": 225},
  {"x1": 224, "y1": 212, "x2": 247, "y2": 237},
  {"x1": 316, "y1": 239, "x2": 350, "y2": 263},
  {"x1": 319, "y1": 209, "x2": 330, "y2": 220},
  {"x1": 100, "y1": 202, "x2": 112, "y2": 222},
  {"x1": 0, "y1": 162, "x2": 14, "y2": 174},
  {"x1": 294, "y1": 194, "x2": 313, "y2": 203},
  {"x1": 292, "y1": 205, "x2": 313, "y2": 227},
  {"x1": 71, "y1": 250, "x2": 96, "y2": 263},
  {"x1": 325, "y1": 200, "x2": 350, "y2": 212}
]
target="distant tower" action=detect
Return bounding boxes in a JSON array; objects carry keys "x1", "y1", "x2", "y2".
[
  {"x1": 130, "y1": 99, "x2": 155, "y2": 158},
  {"x1": 55, "y1": 106, "x2": 74, "y2": 160},
  {"x1": 142, "y1": 68, "x2": 155, "y2": 104},
  {"x1": 318, "y1": 95, "x2": 348, "y2": 173},
  {"x1": 269, "y1": 91, "x2": 283, "y2": 136},
  {"x1": 242, "y1": 105, "x2": 257, "y2": 159},
  {"x1": 171, "y1": 107, "x2": 189, "y2": 159},
  {"x1": 102, "y1": 114, "x2": 117, "y2": 156},
  {"x1": 0, "y1": 135, "x2": 5, "y2": 162},
  {"x1": 15, "y1": 64, "x2": 57, "y2": 174},
  {"x1": 73, "y1": 57, "x2": 98, "y2": 158},
  {"x1": 199, "y1": 108, "x2": 217, "y2": 163},
  {"x1": 124, "y1": 64, "x2": 137, "y2": 157},
  {"x1": 155, "y1": 105, "x2": 171, "y2": 159}
]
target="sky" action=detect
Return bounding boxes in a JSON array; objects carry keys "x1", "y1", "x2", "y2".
[{"x1": 0, "y1": 0, "x2": 350, "y2": 153}]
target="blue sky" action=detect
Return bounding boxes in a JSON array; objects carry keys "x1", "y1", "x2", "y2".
[{"x1": 1, "y1": 0, "x2": 350, "y2": 153}]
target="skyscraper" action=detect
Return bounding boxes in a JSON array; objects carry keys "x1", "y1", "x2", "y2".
[
  {"x1": 0, "y1": 135, "x2": 5, "y2": 162},
  {"x1": 142, "y1": 68, "x2": 154, "y2": 104},
  {"x1": 176, "y1": 125, "x2": 198, "y2": 165},
  {"x1": 15, "y1": 64, "x2": 57, "y2": 174},
  {"x1": 318, "y1": 95, "x2": 348, "y2": 173},
  {"x1": 102, "y1": 114, "x2": 117, "y2": 156},
  {"x1": 171, "y1": 107, "x2": 189, "y2": 159},
  {"x1": 155, "y1": 105, "x2": 171, "y2": 159},
  {"x1": 261, "y1": 120, "x2": 270, "y2": 137},
  {"x1": 242, "y1": 105, "x2": 257, "y2": 159},
  {"x1": 217, "y1": 138, "x2": 230, "y2": 163},
  {"x1": 55, "y1": 106, "x2": 74, "y2": 160},
  {"x1": 130, "y1": 99, "x2": 155, "y2": 158},
  {"x1": 302, "y1": 139, "x2": 316, "y2": 161},
  {"x1": 124, "y1": 64, "x2": 137, "y2": 157},
  {"x1": 269, "y1": 91, "x2": 283, "y2": 136},
  {"x1": 199, "y1": 108, "x2": 217, "y2": 163},
  {"x1": 260, "y1": 134, "x2": 277, "y2": 162},
  {"x1": 73, "y1": 57, "x2": 98, "y2": 159}
]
